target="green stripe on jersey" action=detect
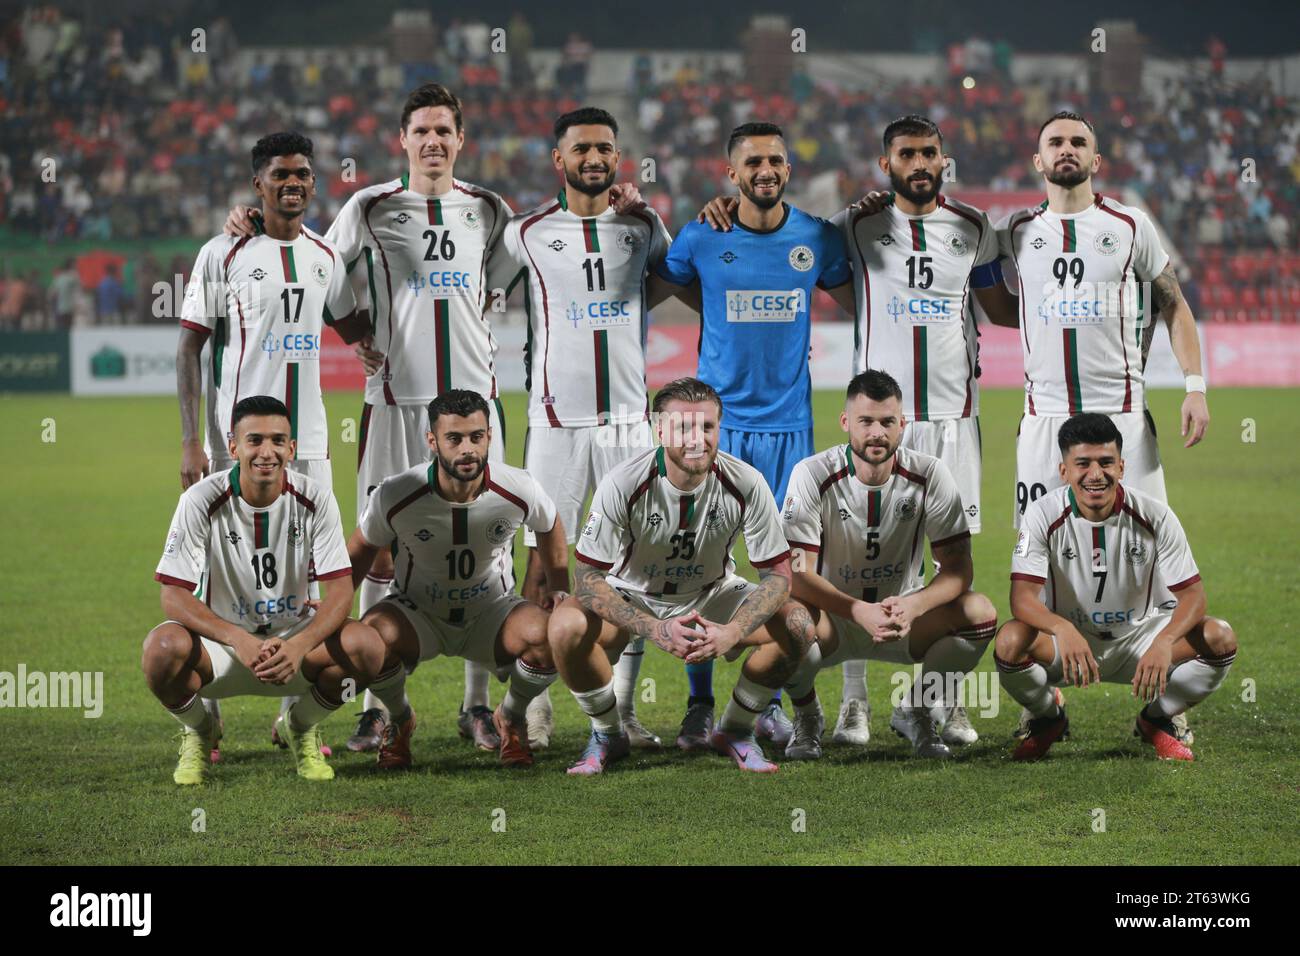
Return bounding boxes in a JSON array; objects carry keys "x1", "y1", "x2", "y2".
[
  {"x1": 655, "y1": 445, "x2": 667, "y2": 477},
  {"x1": 1063, "y1": 219, "x2": 1077, "y2": 253},
  {"x1": 285, "y1": 362, "x2": 299, "y2": 440},
  {"x1": 913, "y1": 326, "x2": 929, "y2": 421},
  {"x1": 867, "y1": 489, "x2": 881, "y2": 527},
  {"x1": 254, "y1": 511, "x2": 270, "y2": 549},
  {"x1": 280, "y1": 246, "x2": 298, "y2": 283},
  {"x1": 452, "y1": 507, "x2": 468, "y2": 545},
  {"x1": 910, "y1": 220, "x2": 926, "y2": 252},
  {"x1": 428, "y1": 199, "x2": 443, "y2": 226},
  {"x1": 594, "y1": 330, "x2": 611, "y2": 421},
  {"x1": 583, "y1": 218, "x2": 601, "y2": 253},
  {"x1": 1064, "y1": 328, "x2": 1083, "y2": 414},
  {"x1": 435, "y1": 299, "x2": 452, "y2": 391}
]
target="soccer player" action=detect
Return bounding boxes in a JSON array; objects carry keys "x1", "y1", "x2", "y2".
[
  {"x1": 144, "y1": 396, "x2": 386, "y2": 785},
  {"x1": 548, "y1": 378, "x2": 804, "y2": 775},
  {"x1": 992, "y1": 110, "x2": 1210, "y2": 744},
  {"x1": 344, "y1": 390, "x2": 568, "y2": 768},
  {"x1": 492, "y1": 106, "x2": 687, "y2": 750},
  {"x1": 779, "y1": 370, "x2": 997, "y2": 759},
  {"x1": 652, "y1": 122, "x2": 854, "y2": 749},
  {"x1": 177, "y1": 131, "x2": 367, "y2": 753},
  {"x1": 997, "y1": 413, "x2": 1236, "y2": 761}
]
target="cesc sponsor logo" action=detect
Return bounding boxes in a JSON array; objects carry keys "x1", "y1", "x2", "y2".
[
  {"x1": 261, "y1": 332, "x2": 321, "y2": 360},
  {"x1": 407, "y1": 270, "x2": 475, "y2": 296},
  {"x1": 566, "y1": 299, "x2": 633, "y2": 328},
  {"x1": 887, "y1": 295, "x2": 955, "y2": 322},
  {"x1": 726, "y1": 289, "x2": 804, "y2": 323}
]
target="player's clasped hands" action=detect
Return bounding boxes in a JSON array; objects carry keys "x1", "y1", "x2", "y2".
[
  {"x1": 1055, "y1": 625, "x2": 1101, "y2": 687},
  {"x1": 254, "y1": 636, "x2": 307, "y2": 685},
  {"x1": 652, "y1": 610, "x2": 712, "y2": 660},
  {"x1": 683, "y1": 618, "x2": 744, "y2": 665},
  {"x1": 852, "y1": 598, "x2": 906, "y2": 643},
  {"x1": 354, "y1": 335, "x2": 385, "y2": 376}
]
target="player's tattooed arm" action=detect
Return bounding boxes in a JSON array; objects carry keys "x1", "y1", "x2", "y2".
[
  {"x1": 176, "y1": 326, "x2": 209, "y2": 488},
  {"x1": 1152, "y1": 260, "x2": 1210, "y2": 446},
  {"x1": 574, "y1": 562, "x2": 666, "y2": 643},
  {"x1": 728, "y1": 561, "x2": 793, "y2": 639}
]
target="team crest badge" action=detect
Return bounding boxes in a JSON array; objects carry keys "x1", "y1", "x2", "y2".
[
  {"x1": 944, "y1": 232, "x2": 969, "y2": 256},
  {"x1": 311, "y1": 261, "x2": 328, "y2": 286},
  {"x1": 838, "y1": 508, "x2": 851, "y2": 522},
  {"x1": 895, "y1": 498, "x2": 918, "y2": 521},
  {"x1": 1094, "y1": 231, "x2": 1120, "y2": 255},
  {"x1": 789, "y1": 246, "x2": 814, "y2": 271},
  {"x1": 705, "y1": 503, "x2": 724, "y2": 530},
  {"x1": 287, "y1": 520, "x2": 304, "y2": 548},
  {"x1": 460, "y1": 208, "x2": 481, "y2": 230},
  {"x1": 1125, "y1": 542, "x2": 1150, "y2": 566},
  {"x1": 487, "y1": 516, "x2": 514, "y2": 545},
  {"x1": 617, "y1": 230, "x2": 643, "y2": 254}
]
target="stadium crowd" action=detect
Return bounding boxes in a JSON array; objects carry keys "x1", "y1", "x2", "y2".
[{"x1": 1, "y1": 3, "x2": 1298, "y2": 327}]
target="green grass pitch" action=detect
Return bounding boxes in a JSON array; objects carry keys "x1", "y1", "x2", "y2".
[{"x1": 0, "y1": 387, "x2": 1296, "y2": 865}]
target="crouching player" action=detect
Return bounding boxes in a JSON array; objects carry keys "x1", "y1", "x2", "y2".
[
  {"x1": 144, "y1": 396, "x2": 385, "y2": 784},
  {"x1": 549, "y1": 377, "x2": 805, "y2": 775},
  {"x1": 779, "y1": 371, "x2": 997, "y2": 759},
  {"x1": 997, "y1": 413, "x2": 1236, "y2": 761},
  {"x1": 345, "y1": 390, "x2": 568, "y2": 769}
]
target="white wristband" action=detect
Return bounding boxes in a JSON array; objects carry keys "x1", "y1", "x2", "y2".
[{"x1": 1185, "y1": 375, "x2": 1206, "y2": 394}]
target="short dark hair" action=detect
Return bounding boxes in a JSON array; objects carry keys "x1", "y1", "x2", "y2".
[
  {"x1": 554, "y1": 107, "x2": 618, "y2": 143},
  {"x1": 1037, "y1": 110, "x2": 1097, "y2": 148},
  {"x1": 427, "y1": 389, "x2": 490, "y2": 429},
  {"x1": 251, "y1": 132, "x2": 314, "y2": 176},
  {"x1": 232, "y1": 395, "x2": 291, "y2": 430},
  {"x1": 882, "y1": 114, "x2": 943, "y2": 152},
  {"x1": 726, "y1": 122, "x2": 784, "y2": 157},
  {"x1": 401, "y1": 83, "x2": 463, "y2": 132},
  {"x1": 1057, "y1": 413, "x2": 1122, "y2": 455},
  {"x1": 652, "y1": 377, "x2": 723, "y2": 416},
  {"x1": 846, "y1": 369, "x2": 903, "y2": 404}
]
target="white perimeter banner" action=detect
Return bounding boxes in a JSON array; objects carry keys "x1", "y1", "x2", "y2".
[{"x1": 71, "y1": 327, "x2": 179, "y2": 396}]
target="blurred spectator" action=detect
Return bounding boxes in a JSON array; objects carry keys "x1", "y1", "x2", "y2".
[
  {"x1": 47, "y1": 258, "x2": 78, "y2": 329},
  {"x1": 557, "y1": 32, "x2": 593, "y2": 98},
  {"x1": 96, "y1": 263, "x2": 125, "y2": 325}
]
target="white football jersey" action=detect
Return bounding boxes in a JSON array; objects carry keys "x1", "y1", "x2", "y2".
[
  {"x1": 155, "y1": 466, "x2": 351, "y2": 636},
  {"x1": 1011, "y1": 483, "x2": 1199, "y2": 641},
  {"x1": 833, "y1": 195, "x2": 997, "y2": 421},
  {"x1": 181, "y1": 228, "x2": 358, "y2": 459},
  {"x1": 782, "y1": 445, "x2": 969, "y2": 601},
  {"x1": 496, "y1": 192, "x2": 672, "y2": 427},
  {"x1": 327, "y1": 176, "x2": 512, "y2": 405},
  {"x1": 997, "y1": 194, "x2": 1169, "y2": 416},
  {"x1": 358, "y1": 461, "x2": 556, "y2": 622},
  {"x1": 576, "y1": 447, "x2": 790, "y2": 598}
]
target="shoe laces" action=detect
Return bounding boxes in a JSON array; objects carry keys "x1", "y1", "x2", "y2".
[
  {"x1": 843, "y1": 699, "x2": 867, "y2": 725},
  {"x1": 175, "y1": 730, "x2": 206, "y2": 770}
]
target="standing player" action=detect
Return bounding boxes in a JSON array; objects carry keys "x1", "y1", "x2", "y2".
[
  {"x1": 492, "y1": 107, "x2": 686, "y2": 750},
  {"x1": 653, "y1": 122, "x2": 854, "y2": 749},
  {"x1": 997, "y1": 414, "x2": 1236, "y2": 761},
  {"x1": 144, "y1": 396, "x2": 386, "y2": 784},
  {"x1": 548, "y1": 378, "x2": 804, "y2": 774},
  {"x1": 178, "y1": 132, "x2": 366, "y2": 752},
  {"x1": 344, "y1": 391, "x2": 569, "y2": 768},
  {"x1": 780, "y1": 371, "x2": 997, "y2": 759},
  {"x1": 993, "y1": 111, "x2": 1210, "y2": 743}
]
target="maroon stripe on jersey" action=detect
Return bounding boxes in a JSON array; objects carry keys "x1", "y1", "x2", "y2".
[
  {"x1": 452, "y1": 506, "x2": 468, "y2": 544},
  {"x1": 283, "y1": 478, "x2": 317, "y2": 514},
  {"x1": 574, "y1": 550, "x2": 613, "y2": 570},
  {"x1": 223, "y1": 235, "x2": 252, "y2": 274},
  {"x1": 154, "y1": 572, "x2": 197, "y2": 591},
  {"x1": 303, "y1": 228, "x2": 334, "y2": 260},
  {"x1": 909, "y1": 219, "x2": 924, "y2": 251},
  {"x1": 519, "y1": 202, "x2": 566, "y2": 427},
  {"x1": 662, "y1": 581, "x2": 678, "y2": 596},
  {"x1": 818, "y1": 464, "x2": 851, "y2": 497},
  {"x1": 751, "y1": 549, "x2": 790, "y2": 569},
  {"x1": 894, "y1": 461, "x2": 927, "y2": 486},
  {"x1": 850, "y1": 207, "x2": 874, "y2": 366},
  {"x1": 931, "y1": 530, "x2": 971, "y2": 549},
  {"x1": 206, "y1": 486, "x2": 234, "y2": 519},
  {"x1": 1009, "y1": 209, "x2": 1045, "y2": 414},
  {"x1": 487, "y1": 476, "x2": 529, "y2": 519},
  {"x1": 362, "y1": 183, "x2": 405, "y2": 406},
  {"x1": 454, "y1": 185, "x2": 503, "y2": 397},
  {"x1": 1121, "y1": 502, "x2": 1155, "y2": 537},
  {"x1": 789, "y1": 540, "x2": 820, "y2": 553},
  {"x1": 1010, "y1": 572, "x2": 1047, "y2": 584},
  {"x1": 1045, "y1": 503, "x2": 1073, "y2": 539},
  {"x1": 907, "y1": 486, "x2": 927, "y2": 570},
  {"x1": 387, "y1": 484, "x2": 432, "y2": 527},
  {"x1": 279, "y1": 245, "x2": 294, "y2": 282},
  {"x1": 228, "y1": 293, "x2": 249, "y2": 436},
  {"x1": 938, "y1": 195, "x2": 985, "y2": 241},
  {"x1": 994, "y1": 653, "x2": 1037, "y2": 673},
  {"x1": 677, "y1": 496, "x2": 691, "y2": 529},
  {"x1": 710, "y1": 462, "x2": 746, "y2": 516},
  {"x1": 357, "y1": 403, "x2": 373, "y2": 471},
  {"x1": 1097, "y1": 199, "x2": 1139, "y2": 413},
  {"x1": 180, "y1": 320, "x2": 211, "y2": 337},
  {"x1": 628, "y1": 460, "x2": 660, "y2": 510},
  {"x1": 315, "y1": 567, "x2": 351, "y2": 581},
  {"x1": 939, "y1": 198, "x2": 983, "y2": 419},
  {"x1": 1168, "y1": 574, "x2": 1201, "y2": 592}
]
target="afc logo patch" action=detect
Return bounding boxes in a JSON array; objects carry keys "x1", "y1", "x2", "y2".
[
  {"x1": 582, "y1": 512, "x2": 602, "y2": 538},
  {"x1": 783, "y1": 496, "x2": 798, "y2": 520}
]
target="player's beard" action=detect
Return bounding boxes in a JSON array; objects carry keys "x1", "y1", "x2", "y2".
[
  {"x1": 889, "y1": 168, "x2": 941, "y2": 206},
  {"x1": 849, "y1": 435, "x2": 898, "y2": 468},
  {"x1": 739, "y1": 174, "x2": 786, "y2": 210},
  {"x1": 565, "y1": 163, "x2": 615, "y2": 198},
  {"x1": 437, "y1": 450, "x2": 486, "y2": 484},
  {"x1": 667, "y1": 444, "x2": 714, "y2": 478},
  {"x1": 1045, "y1": 159, "x2": 1090, "y2": 189}
]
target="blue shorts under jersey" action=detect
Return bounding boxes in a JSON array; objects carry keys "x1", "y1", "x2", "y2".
[{"x1": 719, "y1": 426, "x2": 814, "y2": 505}]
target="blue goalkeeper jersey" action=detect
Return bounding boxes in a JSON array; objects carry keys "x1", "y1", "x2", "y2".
[{"x1": 656, "y1": 203, "x2": 852, "y2": 432}]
